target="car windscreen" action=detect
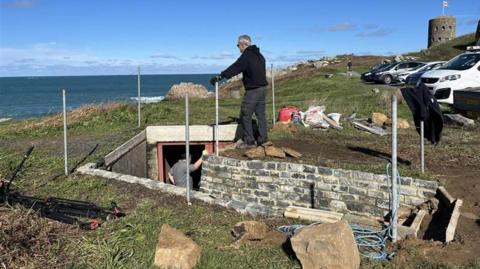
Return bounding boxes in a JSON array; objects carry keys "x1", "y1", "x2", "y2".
[
  {"x1": 440, "y1": 54, "x2": 480, "y2": 71},
  {"x1": 376, "y1": 63, "x2": 395, "y2": 72}
]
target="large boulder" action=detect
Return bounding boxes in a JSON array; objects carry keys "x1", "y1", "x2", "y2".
[
  {"x1": 154, "y1": 224, "x2": 201, "y2": 269},
  {"x1": 165, "y1": 82, "x2": 209, "y2": 100},
  {"x1": 291, "y1": 220, "x2": 360, "y2": 269}
]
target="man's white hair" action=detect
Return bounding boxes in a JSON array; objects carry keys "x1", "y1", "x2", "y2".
[{"x1": 238, "y1": 35, "x2": 252, "y2": 46}]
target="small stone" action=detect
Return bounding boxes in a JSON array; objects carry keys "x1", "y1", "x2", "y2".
[
  {"x1": 232, "y1": 221, "x2": 269, "y2": 242},
  {"x1": 385, "y1": 118, "x2": 410, "y2": 129},
  {"x1": 264, "y1": 146, "x2": 286, "y2": 158},
  {"x1": 244, "y1": 147, "x2": 266, "y2": 159},
  {"x1": 282, "y1": 147, "x2": 302, "y2": 158},
  {"x1": 371, "y1": 112, "x2": 388, "y2": 126}
]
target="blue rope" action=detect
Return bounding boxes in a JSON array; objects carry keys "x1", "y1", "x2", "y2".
[{"x1": 277, "y1": 163, "x2": 401, "y2": 261}]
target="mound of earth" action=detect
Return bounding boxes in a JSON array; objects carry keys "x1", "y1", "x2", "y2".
[{"x1": 165, "y1": 82, "x2": 210, "y2": 100}]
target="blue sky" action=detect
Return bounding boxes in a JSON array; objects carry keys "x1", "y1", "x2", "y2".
[{"x1": 0, "y1": 0, "x2": 479, "y2": 76}]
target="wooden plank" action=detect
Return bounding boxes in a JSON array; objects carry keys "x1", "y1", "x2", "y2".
[
  {"x1": 410, "y1": 209, "x2": 427, "y2": 238},
  {"x1": 445, "y1": 199, "x2": 463, "y2": 243},
  {"x1": 437, "y1": 186, "x2": 455, "y2": 207},
  {"x1": 322, "y1": 114, "x2": 343, "y2": 130},
  {"x1": 351, "y1": 121, "x2": 389, "y2": 136},
  {"x1": 105, "y1": 130, "x2": 146, "y2": 167},
  {"x1": 284, "y1": 206, "x2": 343, "y2": 223}
]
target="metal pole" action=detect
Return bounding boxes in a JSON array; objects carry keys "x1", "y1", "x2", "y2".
[
  {"x1": 137, "y1": 66, "x2": 141, "y2": 128},
  {"x1": 62, "y1": 89, "x2": 68, "y2": 176},
  {"x1": 420, "y1": 121, "x2": 425, "y2": 173},
  {"x1": 185, "y1": 89, "x2": 191, "y2": 204},
  {"x1": 391, "y1": 94, "x2": 398, "y2": 243},
  {"x1": 215, "y1": 81, "x2": 219, "y2": 156},
  {"x1": 271, "y1": 64, "x2": 276, "y2": 125}
]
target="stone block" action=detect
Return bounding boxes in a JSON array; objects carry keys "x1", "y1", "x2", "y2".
[
  {"x1": 288, "y1": 163, "x2": 303, "y2": 172},
  {"x1": 367, "y1": 190, "x2": 386, "y2": 199},
  {"x1": 329, "y1": 200, "x2": 348, "y2": 211},
  {"x1": 348, "y1": 187, "x2": 367, "y2": 196},
  {"x1": 412, "y1": 179, "x2": 438, "y2": 191},
  {"x1": 317, "y1": 166, "x2": 333, "y2": 176},
  {"x1": 303, "y1": 165, "x2": 317, "y2": 173},
  {"x1": 154, "y1": 224, "x2": 201, "y2": 269}
]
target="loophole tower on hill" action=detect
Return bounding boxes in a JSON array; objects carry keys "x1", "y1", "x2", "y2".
[{"x1": 428, "y1": 16, "x2": 456, "y2": 48}]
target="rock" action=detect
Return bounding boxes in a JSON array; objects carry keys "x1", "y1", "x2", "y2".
[
  {"x1": 154, "y1": 224, "x2": 201, "y2": 269},
  {"x1": 232, "y1": 221, "x2": 269, "y2": 242},
  {"x1": 282, "y1": 147, "x2": 302, "y2": 158},
  {"x1": 264, "y1": 146, "x2": 286, "y2": 158},
  {"x1": 165, "y1": 82, "x2": 209, "y2": 100},
  {"x1": 385, "y1": 118, "x2": 410, "y2": 129},
  {"x1": 271, "y1": 122, "x2": 299, "y2": 134},
  {"x1": 291, "y1": 220, "x2": 360, "y2": 269},
  {"x1": 398, "y1": 206, "x2": 412, "y2": 219},
  {"x1": 244, "y1": 146, "x2": 265, "y2": 159},
  {"x1": 372, "y1": 88, "x2": 380, "y2": 94},
  {"x1": 443, "y1": 114, "x2": 475, "y2": 127},
  {"x1": 371, "y1": 112, "x2": 388, "y2": 126}
]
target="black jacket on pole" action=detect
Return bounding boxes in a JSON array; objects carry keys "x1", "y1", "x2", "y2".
[
  {"x1": 221, "y1": 45, "x2": 268, "y2": 90},
  {"x1": 401, "y1": 84, "x2": 444, "y2": 145}
]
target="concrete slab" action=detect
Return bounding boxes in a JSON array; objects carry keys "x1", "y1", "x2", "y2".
[{"x1": 146, "y1": 124, "x2": 238, "y2": 144}]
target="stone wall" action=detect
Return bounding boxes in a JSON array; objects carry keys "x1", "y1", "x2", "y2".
[
  {"x1": 200, "y1": 155, "x2": 438, "y2": 218},
  {"x1": 428, "y1": 16, "x2": 456, "y2": 48}
]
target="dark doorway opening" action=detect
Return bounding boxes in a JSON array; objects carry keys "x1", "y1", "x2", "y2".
[{"x1": 162, "y1": 144, "x2": 205, "y2": 190}]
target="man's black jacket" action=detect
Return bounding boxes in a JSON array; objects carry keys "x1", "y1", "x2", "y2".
[{"x1": 221, "y1": 45, "x2": 268, "y2": 90}]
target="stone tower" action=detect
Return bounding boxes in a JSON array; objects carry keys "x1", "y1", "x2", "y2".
[
  {"x1": 428, "y1": 16, "x2": 456, "y2": 48},
  {"x1": 476, "y1": 19, "x2": 480, "y2": 45}
]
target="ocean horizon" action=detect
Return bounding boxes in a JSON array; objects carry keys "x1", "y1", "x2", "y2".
[{"x1": 0, "y1": 74, "x2": 215, "y2": 120}]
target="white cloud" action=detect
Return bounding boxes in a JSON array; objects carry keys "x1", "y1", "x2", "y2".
[
  {"x1": 356, "y1": 28, "x2": 392, "y2": 38},
  {"x1": 1, "y1": 0, "x2": 34, "y2": 9},
  {"x1": 328, "y1": 22, "x2": 356, "y2": 32}
]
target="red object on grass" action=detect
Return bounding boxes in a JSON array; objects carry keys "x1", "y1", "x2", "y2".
[{"x1": 277, "y1": 106, "x2": 299, "y2": 123}]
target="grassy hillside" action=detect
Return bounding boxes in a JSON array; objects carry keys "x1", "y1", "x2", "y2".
[{"x1": 409, "y1": 33, "x2": 477, "y2": 61}]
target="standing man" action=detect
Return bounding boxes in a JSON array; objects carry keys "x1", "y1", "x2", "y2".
[
  {"x1": 210, "y1": 35, "x2": 268, "y2": 149},
  {"x1": 347, "y1": 58, "x2": 353, "y2": 78}
]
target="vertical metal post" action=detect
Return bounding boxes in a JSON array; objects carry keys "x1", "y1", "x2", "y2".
[
  {"x1": 185, "y1": 89, "x2": 191, "y2": 204},
  {"x1": 215, "y1": 81, "x2": 219, "y2": 156},
  {"x1": 271, "y1": 64, "x2": 276, "y2": 125},
  {"x1": 420, "y1": 121, "x2": 425, "y2": 173},
  {"x1": 62, "y1": 89, "x2": 68, "y2": 176},
  {"x1": 137, "y1": 66, "x2": 141, "y2": 128},
  {"x1": 391, "y1": 94, "x2": 398, "y2": 243}
]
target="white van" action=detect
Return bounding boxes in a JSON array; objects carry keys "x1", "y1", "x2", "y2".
[{"x1": 420, "y1": 49, "x2": 480, "y2": 104}]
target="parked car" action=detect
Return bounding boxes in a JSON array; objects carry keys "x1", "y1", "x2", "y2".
[
  {"x1": 371, "y1": 61, "x2": 425, "y2": 85},
  {"x1": 405, "y1": 61, "x2": 445, "y2": 86},
  {"x1": 420, "y1": 49, "x2": 480, "y2": 104},
  {"x1": 361, "y1": 63, "x2": 391, "y2": 82}
]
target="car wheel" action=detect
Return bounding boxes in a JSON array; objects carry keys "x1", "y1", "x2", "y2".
[{"x1": 383, "y1": 75, "x2": 392, "y2": 85}]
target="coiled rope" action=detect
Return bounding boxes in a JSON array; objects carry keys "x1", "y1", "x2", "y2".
[{"x1": 277, "y1": 163, "x2": 400, "y2": 261}]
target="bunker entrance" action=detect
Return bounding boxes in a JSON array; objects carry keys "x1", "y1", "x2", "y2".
[{"x1": 162, "y1": 144, "x2": 205, "y2": 190}]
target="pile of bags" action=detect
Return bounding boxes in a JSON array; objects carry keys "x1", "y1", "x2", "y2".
[{"x1": 277, "y1": 105, "x2": 342, "y2": 130}]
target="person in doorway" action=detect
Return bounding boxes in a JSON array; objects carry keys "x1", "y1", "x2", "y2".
[
  {"x1": 168, "y1": 149, "x2": 208, "y2": 189},
  {"x1": 209, "y1": 35, "x2": 268, "y2": 149}
]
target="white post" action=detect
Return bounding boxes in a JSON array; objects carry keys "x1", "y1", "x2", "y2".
[
  {"x1": 62, "y1": 89, "x2": 68, "y2": 176},
  {"x1": 271, "y1": 64, "x2": 276, "y2": 125},
  {"x1": 420, "y1": 121, "x2": 425, "y2": 173},
  {"x1": 185, "y1": 89, "x2": 191, "y2": 204},
  {"x1": 137, "y1": 66, "x2": 141, "y2": 128},
  {"x1": 215, "y1": 81, "x2": 219, "y2": 156},
  {"x1": 391, "y1": 94, "x2": 398, "y2": 243}
]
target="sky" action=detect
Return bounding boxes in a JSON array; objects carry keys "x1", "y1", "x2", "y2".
[{"x1": 0, "y1": 0, "x2": 479, "y2": 76}]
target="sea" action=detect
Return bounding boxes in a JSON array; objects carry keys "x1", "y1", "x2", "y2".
[{"x1": 0, "y1": 74, "x2": 214, "y2": 120}]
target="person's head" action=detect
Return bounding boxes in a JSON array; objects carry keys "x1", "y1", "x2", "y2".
[
  {"x1": 237, "y1": 35, "x2": 251, "y2": 53},
  {"x1": 180, "y1": 153, "x2": 192, "y2": 160}
]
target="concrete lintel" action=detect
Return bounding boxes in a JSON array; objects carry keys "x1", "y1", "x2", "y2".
[{"x1": 146, "y1": 124, "x2": 238, "y2": 144}]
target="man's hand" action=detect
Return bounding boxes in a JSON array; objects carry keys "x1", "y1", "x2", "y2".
[
  {"x1": 202, "y1": 149, "x2": 209, "y2": 156},
  {"x1": 209, "y1": 75, "x2": 222, "y2": 86}
]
